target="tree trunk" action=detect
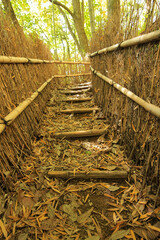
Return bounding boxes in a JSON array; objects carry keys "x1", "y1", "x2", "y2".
[
  {"x1": 88, "y1": 0, "x2": 95, "y2": 37},
  {"x1": 50, "y1": 0, "x2": 89, "y2": 54},
  {"x1": 107, "y1": 0, "x2": 120, "y2": 33},
  {"x1": 72, "y1": 0, "x2": 89, "y2": 53},
  {"x1": 145, "y1": 0, "x2": 156, "y2": 29},
  {"x1": 2, "y1": 0, "x2": 21, "y2": 27},
  {"x1": 57, "y1": 5, "x2": 84, "y2": 58},
  {"x1": 81, "y1": 0, "x2": 84, "y2": 27},
  {"x1": 51, "y1": 1, "x2": 59, "y2": 60}
]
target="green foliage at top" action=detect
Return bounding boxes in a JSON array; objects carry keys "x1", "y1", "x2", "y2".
[{"x1": 0, "y1": 0, "x2": 159, "y2": 60}]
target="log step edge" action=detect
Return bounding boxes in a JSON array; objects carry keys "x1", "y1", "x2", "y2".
[{"x1": 48, "y1": 170, "x2": 128, "y2": 179}]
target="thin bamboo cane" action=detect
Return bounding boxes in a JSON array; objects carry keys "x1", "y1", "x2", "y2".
[
  {"x1": 0, "y1": 56, "x2": 90, "y2": 65},
  {"x1": 91, "y1": 67, "x2": 160, "y2": 119},
  {"x1": 90, "y1": 29, "x2": 160, "y2": 57}
]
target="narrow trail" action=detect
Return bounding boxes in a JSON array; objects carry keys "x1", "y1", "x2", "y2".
[{"x1": 2, "y1": 79, "x2": 158, "y2": 240}]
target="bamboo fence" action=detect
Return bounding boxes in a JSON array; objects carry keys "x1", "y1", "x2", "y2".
[
  {"x1": 0, "y1": 76, "x2": 53, "y2": 135},
  {"x1": 0, "y1": 9, "x2": 91, "y2": 186},
  {"x1": 0, "y1": 72, "x2": 91, "y2": 136},
  {"x1": 90, "y1": 29, "x2": 160, "y2": 57},
  {"x1": 91, "y1": 67, "x2": 160, "y2": 119},
  {"x1": 90, "y1": 24, "x2": 160, "y2": 185}
]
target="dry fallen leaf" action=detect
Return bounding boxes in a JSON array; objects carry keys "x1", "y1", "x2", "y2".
[
  {"x1": 77, "y1": 208, "x2": 93, "y2": 223},
  {"x1": 109, "y1": 229, "x2": 130, "y2": 240},
  {"x1": 85, "y1": 236, "x2": 100, "y2": 240},
  {"x1": 0, "y1": 220, "x2": 7, "y2": 238}
]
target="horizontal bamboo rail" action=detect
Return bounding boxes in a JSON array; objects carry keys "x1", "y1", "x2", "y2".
[
  {"x1": 0, "y1": 55, "x2": 90, "y2": 65},
  {"x1": 90, "y1": 29, "x2": 160, "y2": 57},
  {"x1": 0, "y1": 76, "x2": 54, "y2": 134},
  {"x1": 54, "y1": 60, "x2": 90, "y2": 65},
  {"x1": 91, "y1": 67, "x2": 160, "y2": 119},
  {"x1": 0, "y1": 72, "x2": 89, "y2": 135}
]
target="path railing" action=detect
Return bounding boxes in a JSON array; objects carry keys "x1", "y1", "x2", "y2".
[
  {"x1": 0, "y1": 60, "x2": 91, "y2": 136},
  {"x1": 0, "y1": 56, "x2": 91, "y2": 173},
  {"x1": 0, "y1": 55, "x2": 90, "y2": 65},
  {"x1": 89, "y1": 29, "x2": 160, "y2": 184}
]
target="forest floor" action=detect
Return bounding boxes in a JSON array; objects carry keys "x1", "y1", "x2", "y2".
[{"x1": 1, "y1": 81, "x2": 160, "y2": 240}]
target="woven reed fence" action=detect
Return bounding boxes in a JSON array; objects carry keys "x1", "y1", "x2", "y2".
[
  {"x1": 90, "y1": 25, "x2": 160, "y2": 186},
  {"x1": 0, "y1": 10, "x2": 90, "y2": 189},
  {"x1": 0, "y1": 12, "x2": 56, "y2": 183}
]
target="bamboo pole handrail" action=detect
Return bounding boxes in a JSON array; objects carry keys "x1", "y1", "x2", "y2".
[
  {"x1": 0, "y1": 56, "x2": 90, "y2": 65},
  {"x1": 0, "y1": 72, "x2": 91, "y2": 135},
  {"x1": 90, "y1": 29, "x2": 160, "y2": 57},
  {"x1": 53, "y1": 60, "x2": 91, "y2": 65},
  {"x1": 0, "y1": 76, "x2": 53, "y2": 135},
  {"x1": 91, "y1": 67, "x2": 160, "y2": 119}
]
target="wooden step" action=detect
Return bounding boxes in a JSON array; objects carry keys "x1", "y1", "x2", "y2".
[
  {"x1": 60, "y1": 107, "x2": 99, "y2": 114},
  {"x1": 60, "y1": 89, "x2": 90, "y2": 95},
  {"x1": 68, "y1": 85, "x2": 92, "y2": 90},
  {"x1": 51, "y1": 128, "x2": 108, "y2": 138},
  {"x1": 62, "y1": 97, "x2": 92, "y2": 103},
  {"x1": 48, "y1": 170, "x2": 128, "y2": 179},
  {"x1": 78, "y1": 81, "x2": 91, "y2": 86}
]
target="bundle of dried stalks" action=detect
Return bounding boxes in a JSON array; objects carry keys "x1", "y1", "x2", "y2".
[
  {"x1": 90, "y1": 18, "x2": 160, "y2": 187},
  {"x1": 0, "y1": 10, "x2": 57, "y2": 186}
]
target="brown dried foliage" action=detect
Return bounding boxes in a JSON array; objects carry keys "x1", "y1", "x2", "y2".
[
  {"x1": 0, "y1": 10, "x2": 57, "y2": 176},
  {"x1": 90, "y1": 19, "x2": 160, "y2": 186}
]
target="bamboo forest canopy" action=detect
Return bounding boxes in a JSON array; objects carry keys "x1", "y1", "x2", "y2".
[{"x1": 0, "y1": 0, "x2": 160, "y2": 60}]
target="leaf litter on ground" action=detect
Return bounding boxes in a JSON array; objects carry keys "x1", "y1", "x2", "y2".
[{"x1": 0, "y1": 85, "x2": 160, "y2": 240}]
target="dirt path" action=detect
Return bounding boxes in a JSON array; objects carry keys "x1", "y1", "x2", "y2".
[{"x1": 1, "y1": 81, "x2": 160, "y2": 240}]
